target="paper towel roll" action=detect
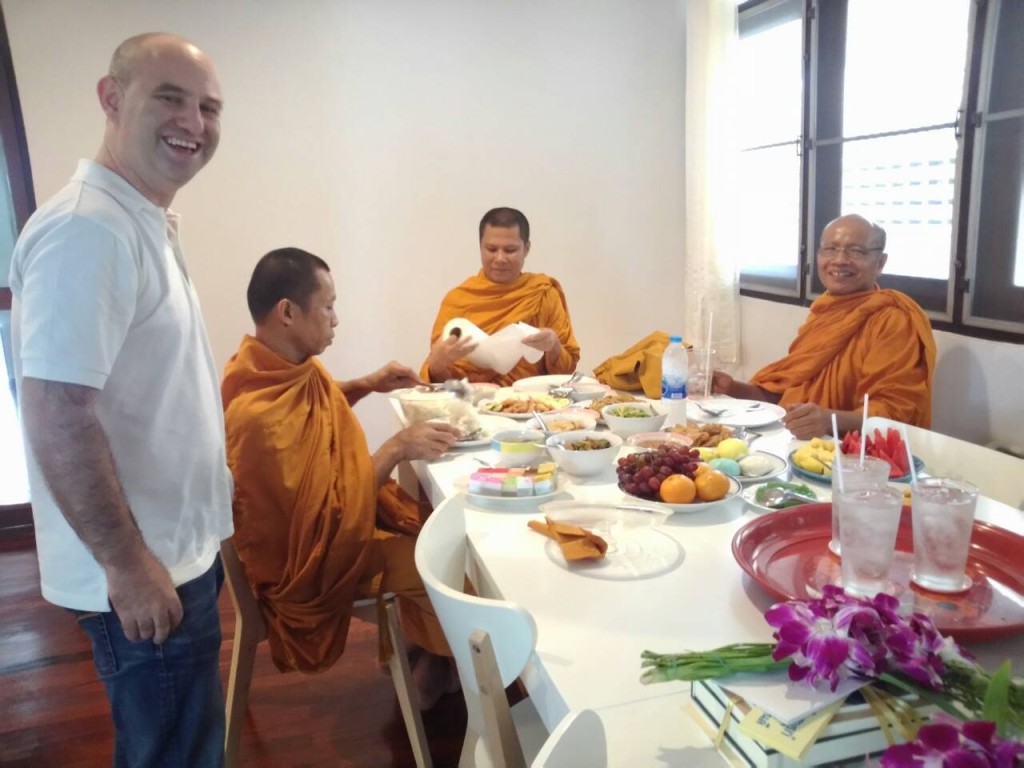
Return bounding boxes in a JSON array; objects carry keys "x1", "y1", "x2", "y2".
[{"x1": 441, "y1": 317, "x2": 543, "y2": 375}]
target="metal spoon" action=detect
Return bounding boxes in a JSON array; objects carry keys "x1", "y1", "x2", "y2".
[{"x1": 760, "y1": 487, "x2": 819, "y2": 509}]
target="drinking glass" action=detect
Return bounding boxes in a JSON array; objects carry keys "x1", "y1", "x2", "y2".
[
  {"x1": 911, "y1": 478, "x2": 978, "y2": 594},
  {"x1": 687, "y1": 348, "x2": 716, "y2": 400},
  {"x1": 837, "y1": 486, "x2": 903, "y2": 596},
  {"x1": 829, "y1": 455, "x2": 891, "y2": 556}
]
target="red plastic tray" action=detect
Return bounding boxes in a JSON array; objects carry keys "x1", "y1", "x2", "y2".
[{"x1": 732, "y1": 503, "x2": 1024, "y2": 642}]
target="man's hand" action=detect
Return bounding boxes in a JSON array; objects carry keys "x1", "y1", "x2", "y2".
[
  {"x1": 394, "y1": 421, "x2": 461, "y2": 461},
  {"x1": 783, "y1": 403, "x2": 831, "y2": 440},
  {"x1": 427, "y1": 334, "x2": 478, "y2": 381},
  {"x1": 521, "y1": 328, "x2": 560, "y2": 353},
  {"x1": 105, "y1": 549, "x2": 183, "y2": 644},
  {"x1": 366, "y1": 361, "x2": 422, "y2": 394},
  {"x1": 710, "y1": 370, "x2": 736, "y2": 396}
]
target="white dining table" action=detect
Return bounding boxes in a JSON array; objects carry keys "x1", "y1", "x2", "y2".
[{"x1": 390, "y1": 398, "x2": 1024, "y2": 759}]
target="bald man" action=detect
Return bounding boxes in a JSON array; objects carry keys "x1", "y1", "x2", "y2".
[
  {"x1": 10, "y1": 34, "x2": 231, "y2": 766},
  {"x1": 712, "y1": 214, "x2": 936, "y2": 440}
]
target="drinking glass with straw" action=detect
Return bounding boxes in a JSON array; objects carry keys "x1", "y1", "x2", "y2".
[{"x1": 860, "y1": 393, "x2": 869, "y2": 467}]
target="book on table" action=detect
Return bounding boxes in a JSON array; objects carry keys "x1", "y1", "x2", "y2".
[{"x1": 688, "y1": 677, "x2": 934, "y2": 768}]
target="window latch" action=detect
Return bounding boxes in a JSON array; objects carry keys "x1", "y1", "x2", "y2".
[
  {"x1": 958, "y1": 276, "x2": 971, "y2": 293},
  {"x1": 955, "y1": 109, "x2": 964, "y2": 138}
]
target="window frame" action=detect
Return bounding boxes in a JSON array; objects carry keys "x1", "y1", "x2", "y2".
[{"x1": 737, "y1": 0, "x2": 1024, "y2": 344}]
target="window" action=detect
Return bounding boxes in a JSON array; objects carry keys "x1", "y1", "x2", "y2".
[{"x1": 736, "y1": 0, "x2": 1024, "y2": 340}]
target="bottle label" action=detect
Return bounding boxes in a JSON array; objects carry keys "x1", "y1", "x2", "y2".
[{"x1": 662, "y1": 377, "x2": 688, "y2": 400}]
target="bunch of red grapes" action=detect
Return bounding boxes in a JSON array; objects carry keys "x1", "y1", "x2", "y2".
[{"x1": 617, "y1": 445, "x2": 702, "y2": 500}]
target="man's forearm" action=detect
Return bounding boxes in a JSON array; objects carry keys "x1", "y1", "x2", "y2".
[
  {"x1": 371, "y1": 439, "x2": 404, "y2": 489},
  {"x1": 21, "y1": 378, "x2": 147, "y2": 568},
  {"x1": 727, "y1": 380, "x2": 780, "y2": 403},
  {"x1": 339, "y1": 376, "x2": 372, "y2": 406}
]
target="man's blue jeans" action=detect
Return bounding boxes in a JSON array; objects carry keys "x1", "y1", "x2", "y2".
[{"x1": 72, "y1": 557, "x2": 225, "y2": 768}]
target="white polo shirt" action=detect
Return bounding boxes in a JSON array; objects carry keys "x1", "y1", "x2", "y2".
[{"x1": 9, "y1": 160, "x2": 233, "y2": 611}]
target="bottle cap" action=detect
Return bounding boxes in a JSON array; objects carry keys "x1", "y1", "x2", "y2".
[{"x1": 669, "y1": 335, "x2": 683, "y2": 343}]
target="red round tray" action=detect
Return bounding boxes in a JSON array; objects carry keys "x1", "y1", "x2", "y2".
[{"x1": 731, "y1": 503, "x2": 1024, "y2": 642}]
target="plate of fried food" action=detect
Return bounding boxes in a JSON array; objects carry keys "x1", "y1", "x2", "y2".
[
  {"x1": 478, "y1": 390, "x2": 570, "y2": 419},
  {"x1": 664, "y1": 421, "x2": 736, "y2": 448}
]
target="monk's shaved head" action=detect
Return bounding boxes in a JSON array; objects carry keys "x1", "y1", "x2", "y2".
[{"x1": 823, "y1": 214, "x2": 886, "y2": 251}]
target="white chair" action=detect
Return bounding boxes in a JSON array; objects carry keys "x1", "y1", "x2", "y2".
[
  {"x1": 220, "y1": 539, "x2": 432, "y2": 768},
  {"x1": 414, "y1": 496, "x2": 548, "y2": 767},
  {"x1": 529, "y1": 709, "x2": 606, "y2": 768}
]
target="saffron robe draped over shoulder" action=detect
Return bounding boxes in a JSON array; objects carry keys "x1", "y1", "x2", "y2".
[
  {"x1": 222, "y1": 335, "x2": 444, "y2": 673},
  {"x1": 749, "y1": 288, "x2": 937, "y2": 427},
  {"x1": 422, "y1": 270, "x2": 581, "y2": 386}
]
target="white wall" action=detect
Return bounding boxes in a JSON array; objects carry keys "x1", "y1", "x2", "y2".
[
  {"x1": 739, "y1": 296, "x2": 1024, "y2": 452},
  {"x1": 4, "y1": 0, "x2": 689, "y2": 449}
]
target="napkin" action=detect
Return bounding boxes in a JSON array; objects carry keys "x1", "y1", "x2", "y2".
[
  {"x1": 442, "y1": 317, "x2": 544, "y2": 375},
  {"x1": 528, "y1": 517, "x2": 608, "y2": 561},
  {"x1": 593, "y1": 331, "x2": 678, "y2": 399}
]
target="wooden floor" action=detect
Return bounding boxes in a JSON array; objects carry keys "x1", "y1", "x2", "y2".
[{"x1": 0, "y1": 537, "x2": 468, "y2": 767}]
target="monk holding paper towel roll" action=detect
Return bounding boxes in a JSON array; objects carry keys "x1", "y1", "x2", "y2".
[{"x1": 422, "y1": 207, "x2": 581, "y2": 386}]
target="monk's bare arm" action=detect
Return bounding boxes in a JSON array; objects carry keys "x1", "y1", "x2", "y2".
[
  {"x1": 710, "y1": 371, "x2": 781, "y2": 403},
  {"x1": 783, "y1": 403, "x2": 862, "y2": 440},
  {"x1": 20, "y1": 377, "x2": 182, "y2": 643},
  {"x1": 372, "y1": 422, "x2": 460, "y2": 487}
]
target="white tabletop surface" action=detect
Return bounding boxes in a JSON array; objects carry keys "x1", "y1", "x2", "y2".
[{"x1": 392, "y1": 397, "x2": 1024, "y2": 741}]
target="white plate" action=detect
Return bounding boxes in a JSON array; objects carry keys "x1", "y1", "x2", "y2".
[
  {"x1": 741, "y1": 481, "x2": 831, "y2": 513},
  {"x1": 686, "y1": 398, "x2": 786, "y2": 427},
  {"x1": 454, "y1": 474, "x2": 568, "y2": 506},
  {"x1": 733, "y1": 450, "x2": 789, "y2": 485},
  {"x1": 478, "y1": 396, "x2": 571, "y2": 419},
  {"x1": 620, "y1": 474, "x2": 742, "y2": 513},
  {"x1": 451, "y1": 414, "x2": 520, "y2": 449},
  {"x1": 513, "y1": 374, "x2": 600, "y2": 393},
  {"x1": 543, "y1": 527, "x2": 683, "y2": 580}
]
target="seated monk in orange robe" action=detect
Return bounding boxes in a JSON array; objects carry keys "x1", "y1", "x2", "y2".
[
  {"x1": 222, "y1": 247, "x2": 460, "y2": 709},
  {"x1": 422, "y1": 207, "x2": 581, "y2": 386},
  {"x1": 712, "y1": 214, "x2": 936, "y2": 440}
]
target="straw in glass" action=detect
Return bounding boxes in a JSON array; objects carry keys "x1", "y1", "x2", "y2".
[
  {"x1": 859, "y1": 393, "x2": 869, "y2": 467},
  {"x1": 899, "y1": 424, "x2": 918, "y2": 487},
  {"x1": 832, "y1": 412, "x2": 845, "y2": 494},
  {"x1": 703, "y1": 312, "x2": 713, "y2": 398}
]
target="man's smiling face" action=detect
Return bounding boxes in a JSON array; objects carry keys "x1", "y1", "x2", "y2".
[{"x1": 817, "y1": 216, "x2": 887, "y2": 296}]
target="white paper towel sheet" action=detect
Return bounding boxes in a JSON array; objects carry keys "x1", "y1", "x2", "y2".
[{"x1": 441, "y1": 317, "x2": 544, "y2": 375}]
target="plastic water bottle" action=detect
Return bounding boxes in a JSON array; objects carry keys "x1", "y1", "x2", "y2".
[{"x1": 661, "y1": 335, "x2": 689, "y2": 427}]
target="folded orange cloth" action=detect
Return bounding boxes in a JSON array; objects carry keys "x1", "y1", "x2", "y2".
[
  {"x1": 528, "y1": 518, "x2": 608, "y2": 561},
  {"x1": 593, "y1": 331, "x2": 682, "y2": 399}
]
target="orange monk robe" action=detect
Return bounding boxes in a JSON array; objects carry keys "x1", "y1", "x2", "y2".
[
  {"x1": 222, "y1": 335, "x2": 449, "y2": 674},
  {"x1": 422, "y1": 271, "x2": 581, "y2": 386},
  {"x1": 749, "y1": 288, "x2": 936, "y2": 427}
]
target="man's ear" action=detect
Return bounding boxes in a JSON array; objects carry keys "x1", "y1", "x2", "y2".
[
  {"x1": 877, "y1": 251, "x2": 888, "y2": 273},
  {"x1": 274, "y1": 298, "x2": 296, "y2": 326},
  {"x1": 96, "y1": 76, "x2": 123, "y2": 120},
  {"x1": 523, "y1": 241, "x2": 531, "y2": 259}
]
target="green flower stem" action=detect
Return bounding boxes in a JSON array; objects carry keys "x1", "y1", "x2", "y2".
[{"x1": 640, "y1": 643, "x2": 788, "y2": 685}]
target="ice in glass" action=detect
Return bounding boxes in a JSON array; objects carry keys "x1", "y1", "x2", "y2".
[
  {"x1": 837, "y1": 486, "x2": 903, "y2": 596},
  {"x1": 830, "y1": 454, "x2": 891, "y2": 556},
  {"x1": 911, "y1": 478, "x2": 978, "y2": 594}
]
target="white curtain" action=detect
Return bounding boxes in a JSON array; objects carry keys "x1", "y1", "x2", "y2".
[{"x1": 683, "y1": 0, "x2": 742, "y2": 372}]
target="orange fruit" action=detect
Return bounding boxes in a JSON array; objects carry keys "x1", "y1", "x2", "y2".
[
  {"x1": 693, "y1": 462, "x2": 713, "y2": 476},
  {"x1": 659, "y1": 474, "x2": 697, "y2": 504},
  {"x1": 695, "y1": 470, "x2": 731, "y2": 501}
]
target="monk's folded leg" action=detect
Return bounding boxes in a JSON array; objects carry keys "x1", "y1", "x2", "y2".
[{"x1": 372, "y1": 530, "x2": 451, "y2": 658}]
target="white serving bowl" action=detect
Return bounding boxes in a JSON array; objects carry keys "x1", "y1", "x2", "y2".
[
  {"x1": 491, "y1": 429, "x2": 547, "y2": 467},
  {"x1": 526, "y1": 411, "x2": 598, "y2": 433},
  {"x1": 600, "y1": 402, "x2": 667, "y2": 438},
  {"x1": 567, "y1": 382, "x2": 612, "y2": 402},
  {"x1": 624, "y1": 431, "x2": 695, "y2": 451},
  {"x1": 545, "y1": 430, "x2": 623, "y2": 477},
  {"x1": 396, "y1": 388, "x2": 458, "y2": 423}
]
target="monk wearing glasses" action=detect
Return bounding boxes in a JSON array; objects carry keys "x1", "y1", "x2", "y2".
[{"x1": 712, "y1": 214, "x2": 936, "y2": 440}]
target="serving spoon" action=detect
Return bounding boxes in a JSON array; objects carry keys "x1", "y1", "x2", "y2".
[{"x1": 760, "y1": 487, "x2": 819, "y2": 509}]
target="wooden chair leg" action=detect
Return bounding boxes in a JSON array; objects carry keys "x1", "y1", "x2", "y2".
[
  {"x1": 385, "y1": 599, "x2": 434, "y2": 768},
  {"x1": 223, "y1": 601, "x2": 262, "y2": 768}
]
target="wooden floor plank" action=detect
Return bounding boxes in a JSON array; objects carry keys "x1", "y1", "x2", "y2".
[{"x1": 0, "y1": 542, "x2": 467, "y2": 767}]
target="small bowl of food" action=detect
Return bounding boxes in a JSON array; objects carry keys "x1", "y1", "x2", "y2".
[
  {"x1": 567, "y1": 382, "x2": 612, "y2": 403},
  {"x1": 624, "y1": 431, "x2": 695, "y2": 452},
  {"x1": 600, "y1": 402, "x2": 667, "y2": 438},
  {"x1": 491, "y1": 429, "x2": 547, "y2": 467},
  {"x1": 545, "y1": 430, "x2": 623, "y2": 477},
  {"x1": 526, "y1": 411, "x2": 598, "y2": 433}
]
